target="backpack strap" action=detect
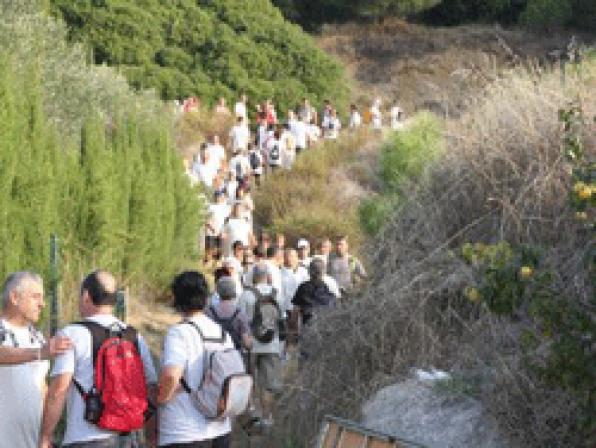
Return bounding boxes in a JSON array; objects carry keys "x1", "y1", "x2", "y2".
[
  {"x1": 72, "y1": 320, "x2": 138, "y2": 395},
  {"x1": 180, "y1": 320, "x2": 226, "y2": 393}
]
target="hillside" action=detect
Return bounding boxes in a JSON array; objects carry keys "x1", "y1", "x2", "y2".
[
  {"x1": 50, "y1": 0, "x2": 350, "y2": 112},
  {"x1": 317, "y1": 19, "x2": 593, "y2": 115}
]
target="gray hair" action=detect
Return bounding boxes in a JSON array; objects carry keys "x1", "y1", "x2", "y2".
[{"x1": 2, "y1": 271, "x2": 43, "y2": 306}]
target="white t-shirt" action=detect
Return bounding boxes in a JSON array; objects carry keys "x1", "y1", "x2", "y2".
[
  {"x1": 281, "y1": 267, "x2": 308, "y2": 312},
  {"x1": 290, "y1": 119, "x2": 307, "y2": 149},
  {"x1": 207, "y1": 144, "x2": 226, "y2": 170},
  {"x1": 322, "y1": 117, "x2": 341, "y2": 139},
  {"x1": 229, "y1": 154, "x2": 251, "y2": 180},
  {"x1": 0, "y1": 319, "x2": 49, "y2": 448},
  {"x1": 349, "y1": 111, "x2": 362, "y2": 128},
  {"x1": 226, "y1": 179, "x2": 238, "y2": 204},
  {"x1": 51, "y1": 315, "x2": 157, "y2": 445},
  {"x1": 308, "y1": 124, "x2": 321, "y2": 143},
  {"x1": 193, "y1": 162, "x2": 216, "y2": 188},
  {"x1": 234, "y1": 102, "x2": 247, "y2": 119},
  {"x1": 229, "y1": 125, "x2": 250, "y2": 151},
  {"x1": 207, "y1": 203, "x2": 230, "y2": 236},
  {"x1": 323, "y1": 275, "x2": 342, "y2": 298},
  {"x1": 371, "y1": 105, "x2": 382, "y2": 129},
  {"x1": 159, "y1": 315, "x2": 233, "y2": 445},
  {"x1": 224, "y1": 218, "x2": 250, "y2": 253}
]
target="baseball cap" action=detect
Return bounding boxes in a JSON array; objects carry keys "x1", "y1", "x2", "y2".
[{"x1": 296, "y1": 238, "x2": 309, "y2": 249}]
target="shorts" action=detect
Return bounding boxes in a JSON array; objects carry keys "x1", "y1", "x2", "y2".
[
  {"x1": 205, "y1": 236, "x2": 221, "y2": 250},
  {"x1": 253, "y1": 353, "x2": 282, "y2": 393}
]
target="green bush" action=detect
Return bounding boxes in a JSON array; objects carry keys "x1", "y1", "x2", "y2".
[
  {"x1": 380, "y1": 112, "x2": 443, "y2": 192},
  {"x1": 358, "y1": 196, "x2": 396, "y2": 236},
  {"x1": 50, "y1": 0, "x2": 350, "y2": 114},
  {"x1": 519, "y1": 0, "x2": 573, "y2": 29},
  {"x1": 0, "y1": 3, "x2": 204, "y2": 321}
]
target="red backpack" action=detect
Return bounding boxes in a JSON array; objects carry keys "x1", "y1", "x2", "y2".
[{"x1": 73, "y1": 321, "x2": 149, "y2": 433}]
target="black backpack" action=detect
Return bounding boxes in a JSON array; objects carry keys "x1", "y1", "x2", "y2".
[
  {"x1": 209, "y1": 306, "x2": 243, "y2": 350},
  {"x1": 248, "y1": 288, "x2": 286, "y2": 343},
  {"x1": 269, "y1": 144, "x2": 280, "y2": 161},
  {"x1": 249, "y1": 151, "x2": 260, "y2": 170}
]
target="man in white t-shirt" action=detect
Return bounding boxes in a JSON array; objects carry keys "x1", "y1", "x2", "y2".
[
  {"x1": 205, "y1": 192, "x2": 231, "y2": 260},
  {"x1": 40, "y1": 271, "x2": 158, "y2": 448},
  {"x1": 371, "y1": 99, "x2": 383, "y2": 130},
  {"x1": 234, "y1": 94, "x2": 248, "y2": 121},
  {"x1": 289, "y1": 112, "x2": 308, "y2": 153},
  {"x1": 349, "y1": 104, "x2": 362, "y2": 128},
  {"x1": 192, "y1": 148, "x2": 217, "y2": 188},
  {"x1": 229, "y1": 149, "x2": 251, "y2": 183},
  {"x1": 229, "y1": 116, "x2": 250, "y2": 152},
  {"x1": 207, "y1": 135, "x2": 226, "y2": 171},
  {"x1": 223, "y1": 203, "x2": 255, "y2": 256},
  {"x1": 158, "y1": 271, "x2": 234, "y2": 447},
  {"x1": 0, "y1": 272, "x2": 72, "y2": 448},
  {"x1": 322, "y1": 109, "x2": 341, "y2": 139},
  {"x1": 280, "y1": 249, "x2": 308, "y2": 314}
]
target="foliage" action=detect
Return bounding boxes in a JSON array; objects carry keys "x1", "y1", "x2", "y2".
[
  {"x1": 0, "y1": 4, "x2": 204, "y2": 323},
  {"x1": 358, "y1": 196, "x2": 396, "y2": 236},
  {"x1": 419, "y1": 0, "x2": 596, "y2": 31},
  {"x1": 273, "y1": 0, "x2": 440, "y2": 30},
  {"x1": 49, "y1": 0, "x2": 350, "y2": 114}
]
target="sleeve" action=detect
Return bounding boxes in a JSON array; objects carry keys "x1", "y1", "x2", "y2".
[
  {"x1": 161, "y1": 326, "x2": 189, "y2": 370},
  {"x1": 50, "y1": 327, "x2": 76, "y2": 377},
  {"x1": 136, "y1": 334, "x2": 158, "y2": 384}
]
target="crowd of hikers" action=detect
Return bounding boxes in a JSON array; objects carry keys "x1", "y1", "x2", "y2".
[{"x1": 0, "y1": 95, "x2": 404, "y2": 448}]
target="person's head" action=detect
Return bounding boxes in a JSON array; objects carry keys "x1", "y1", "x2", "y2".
[
  {"x1": 214, "y1": 190, "x2": 225, "y2": 203},
  {"x1": 336, "y1": 236, "x2": 349, "y2": 256},
  {"x1": 214, "y1": 267, "x2": 232, "y2": 283},
  {"x1": 236, "y1": 116, "x2": 243, "y2": 125},
  {"x1": 253, "y1": 263, "x2": 269, "y2": 285},
  {"x1": 171, "y1": 271, "x2": 209, "y2": 314},
  {"x1": 274, "y1": 129, "x2": 281, "y2": 140},
  {"x1": 79, "y1": 270, "x2": 118, "y2": 317},
  {"x1": 284, "y1": 248, "x2": 298, "y2": 269},
  {"x1": 2, "y1": 272, "x2": 44, "y2": 324},
  {"x1": 303, "y1": 97, "x2": 309, "y2": 106},
  {"x1": 216, "y1": 277, "x2": 237, "y2": 301},
  {"x1": 212, "y1": 134, "x2": 220, "y2": 145},
  {"x1": 308, "y1": 258, "x2": 325, "y2": 281},
  {"x1": 243, "y1": 249, "x2": 255, "y2": 269},
  {"x1": 240, "y1": 93, "x2": 247, "y2": 103},
  {"x1": 232, "y1": 240, "x2": 245, "y2": 258},
  {"x1": 350, "y1": 104, "x2": 357, "y2": 111},
  {"x1": 287, "y1": 110, "x2": 295, "y2": 121},
  {"x1": 275, "y1": 233, "x2": 285, "y2": 248},
  {"x1": 296, "y1": 238, "x2": 310, "y2": 259},
  {"x1": 319, "y1": 237, "x2": 332, "y2": 256}
]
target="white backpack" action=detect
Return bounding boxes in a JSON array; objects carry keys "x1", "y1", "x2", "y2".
[{"x1": 180, "y1": 321, "x2": 253, "y2": 419}]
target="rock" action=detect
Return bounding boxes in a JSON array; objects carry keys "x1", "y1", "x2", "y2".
[{"x1": 362, "y1": 378, "x2": 506, "y2": 448}]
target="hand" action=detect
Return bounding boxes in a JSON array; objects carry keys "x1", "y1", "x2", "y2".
[{"x1": 41, "y1": 336, "x2": 73, "y2": 359}]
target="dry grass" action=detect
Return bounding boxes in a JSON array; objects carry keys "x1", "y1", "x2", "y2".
[
  {"x1": 253, "y1": 129, "x2": 384, "y2": 252},
  {"x1": 175, "y1": 109, "x2": 235, "y2": 160},
  {"x1": 273, "y1": 59, "x2": 595, "y2": 447}
]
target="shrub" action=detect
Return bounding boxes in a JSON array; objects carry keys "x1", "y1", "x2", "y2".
[{"x1": 50, "y1": 0, "x2": 350, "y2": 114}]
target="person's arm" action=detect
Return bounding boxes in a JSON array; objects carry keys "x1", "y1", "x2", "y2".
[
  {"x1": 0, "y1": 335, "x2": 71, "y2": 365},
  {"x1": 40, "y1": 372, "x2": 72, "y2": 448},
  {"x1": 157, "y1": 366, "x2": 184, "y2": 405},
  {"x1": 145, "y1": 384, "x2": 158, "y2": 448}
]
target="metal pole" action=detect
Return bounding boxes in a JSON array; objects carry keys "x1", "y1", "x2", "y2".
[{"x1": 49, "y1": 234, "x2": 59, "y2": 336}]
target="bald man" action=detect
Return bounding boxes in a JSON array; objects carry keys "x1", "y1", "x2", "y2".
[{"x1": 40, "y1": 271, "x2": 158, "y2": 448}]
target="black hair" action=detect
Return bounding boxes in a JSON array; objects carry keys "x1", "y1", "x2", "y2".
[
  {"x1": 232, "y1": 240, "x2": 244, "y2": 251},
  {"x1": 81, "y1": 271, "x2": 117, "y2": 306},
  {"x1": 171, "y1": 271, "x2": 209, "y2": 313},
  {"x1": 214, "y1": 267, "x2": 231, "y2": 282},
  {"x1": 266, "y1": 246, "x2": 280, "y2": 259}
]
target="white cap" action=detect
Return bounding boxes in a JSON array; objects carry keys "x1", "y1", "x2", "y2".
[{"x1": 296, "y1": 238, "x2": 309, "y2": 249}]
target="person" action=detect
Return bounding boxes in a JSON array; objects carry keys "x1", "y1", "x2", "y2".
[
  {"x1": 223, "y1": 203, "x2": 255, "y2": 256},
  {"x1": 247, "y1": 143, "x2": 264, "y2": 187},
  {"x1": 41, "y1": 271, "x2": 158, "y2": 448},
  {"x1": 370, "y1": 99, "x2": 383, "y2": 130},
  {"x1": 207, "y1": 135, "x2": 226, "y2": 171},
  {"x1": 205, "y1": 191, "x2": 231, "y2": 262},
  {"x1": 157, "y1": 271, "x2": 234, "y2": 447},
  {"x1": 328, "y1": 236, "x2": 367, "y2": 297},
  {"x1": 322, "y1": 109, "x2": 341, "y2": 140},
  {"x1": 0, "y1": 272, "x2": 72, "y2": 448},
  {"x1": 266, "y1": 129, "x2": 283, "y2": 173},
  {"x1": 280, "y1": 249, "x2": 308, "y2": 314},
  {"x1": 307, "y1": 118, "x2": 321, "y2": 146},
  {"x1": 192, "y1": 146, "x2": 217, "y2": 188},
  {"x1": 229, "y1": 116, "x2": 250, "y2": 153},
  {"x1": 391, "y1": 104, "x2": 404, "y2": 130},
  {"x1": 298, "y1": 97, "x2": 313, "y2": 124},
  {"x1": 291, "y1": 259, "x2": 336, "y2": 326},
  {"x1": 207, "y1": 277, "x2": 252, "y2": 351},
  {"x1": 281, "y1": 124, "x2": 296, "y2": 170},
  {"x1": 214, "y1": 96, "x2": 231, "y2": 116},
  {"x1": 313, "y1": 237, "x2": 333, "y2": 269},
  {"x1": 229, "y1": 149, "x2": 251, "y2": 183},
  {"x1": 296, "y1": 238, "x2": 312, "y2": 270},
  {"x1": 349, "y1": 104, "x2": 362, "y2": 129},
  {"x1": 275, "y1": 233, "x2": 286, "y2": 251},
  {"x1": 234, "y1": 94, "x2": 248, "y2": 121},
  {"x1": 236, "y1": 186, "x2": 254, "y2": 227},
  {"x1": 209, "y1": 267, "x2": 232, "y2": 308},
  {"x1": 240, "y1": 265, "x2": 282, "y2": 428},
  {"x1": 291, "y1": 115, "x2": 308, "y2": 154},
  {"x1": 264, "y1": 246, "x2": 283, "y2": 301}
]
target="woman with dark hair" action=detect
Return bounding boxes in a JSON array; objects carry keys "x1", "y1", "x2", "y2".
[{"x1": 157, "y1": 271, "x2": 234, "y2": 448}]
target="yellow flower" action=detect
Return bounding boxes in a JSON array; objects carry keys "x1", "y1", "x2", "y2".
[
  {"x1": 578, "y1": 186, "x2": 592, "y2": 200},
  {"x1": 465, "y1": 287, "x2": 481, "y2": 303},
  {"x1": 520, "y1": 266, "x2": 533, "y2": 279}
]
